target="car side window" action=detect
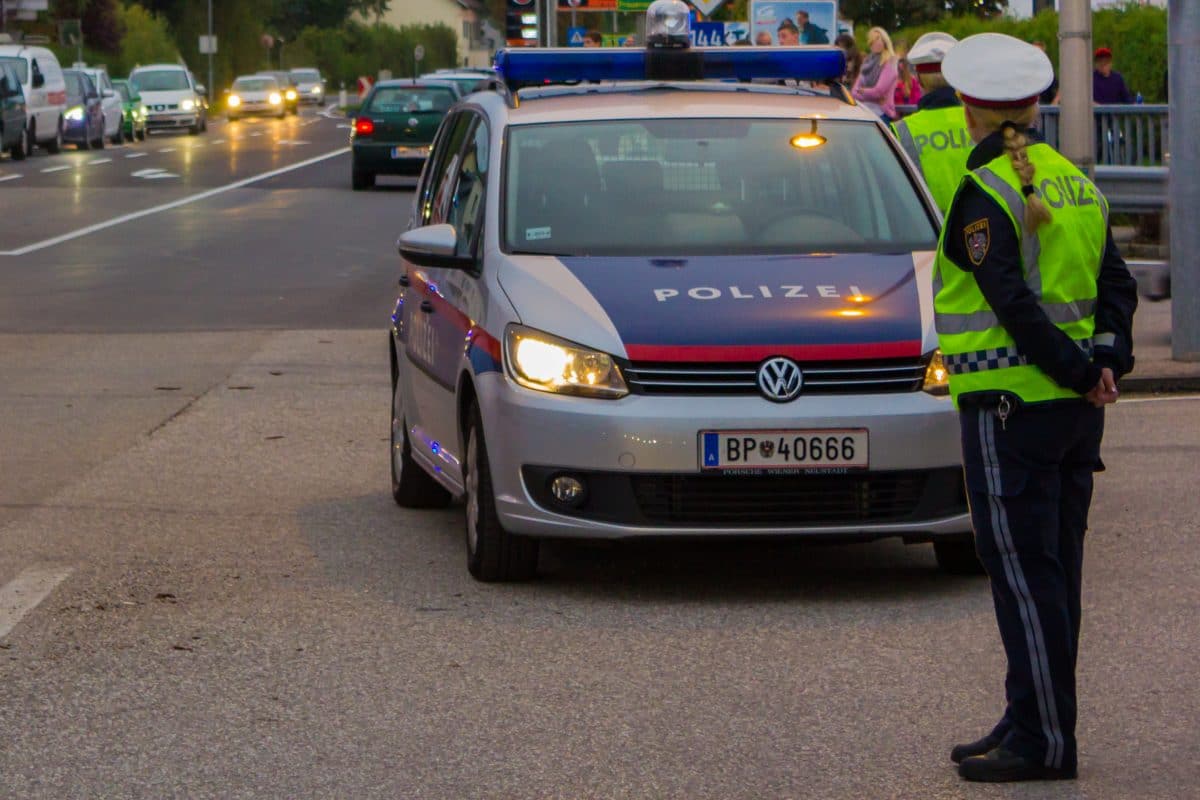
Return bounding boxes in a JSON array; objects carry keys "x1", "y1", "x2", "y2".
[
  {"x1": 445, "y1": 118, "x2": 489, "y2": 259},
  {"x1": 421, "y1": 112, "x2": 473, "y2": 227}
]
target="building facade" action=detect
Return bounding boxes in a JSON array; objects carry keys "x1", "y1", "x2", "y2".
[{"x1": 377, "y1": 0, "x2": 497, "y2": 68}]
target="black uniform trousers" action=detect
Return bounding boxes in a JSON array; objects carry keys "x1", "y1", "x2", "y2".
[{"x1": 959, "y1": 397, "x2": 1104, "y2": 773}]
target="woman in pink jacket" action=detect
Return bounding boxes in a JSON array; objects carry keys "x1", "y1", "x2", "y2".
[{"x1": 852, "y1": 27, "x2": 899, "y2": 121}]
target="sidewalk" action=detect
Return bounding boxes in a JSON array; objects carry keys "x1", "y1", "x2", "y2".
[{"x1": 1124, "y1": 299, "x2": 1200, "y2": 392}]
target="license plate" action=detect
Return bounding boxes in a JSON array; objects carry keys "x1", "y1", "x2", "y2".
[
  {"x1": 700, "y1": 429, "x2": 869, "y2": 471},
  {"x1": 391, "y1": 146, "x2": 418, "y2": 159}
]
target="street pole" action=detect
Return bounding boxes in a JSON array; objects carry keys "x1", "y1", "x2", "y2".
[
  {"x1": 1169, "y1": 0, "x2": 1200, "y2": 360},
  {"x1": 1058, "y1": 0, "x2": 1094, "y2": 176},
  {"x1": 207, "y1": 0, "x2": 214, "y2": 96}
]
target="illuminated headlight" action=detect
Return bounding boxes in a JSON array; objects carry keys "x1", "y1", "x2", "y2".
[
  {"x1": 227, "y1": 94, "x2": 242, "y2": 107},
  {"x1": 285, "y1": 89, "x2": 297, "y2": 101},
  {"x1": 65, "y1": 106, "x2": 84, "y2": 121},
  {"x1": 269, "y1": 92, "x2": 282, "y2": 105},
  {"x1": 138, "y1": 105, "x2": 148, "y2": 118},
  {"x1": 504, "y1": 325, "x2": 628, "y2": 398},
  {"x1": 923, "y1": 349, "x2": 949, "y2": 395},
  {"x1": 311, "y1": 86, "x2": 322, "y2": 95},
  {"x1": 180, "y1": 98, "x2": 196, "y2": 111}
]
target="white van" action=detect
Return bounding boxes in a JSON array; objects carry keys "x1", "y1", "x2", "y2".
[{"x1": 0, "y1": 44, "x2": 66, "y2": 153}]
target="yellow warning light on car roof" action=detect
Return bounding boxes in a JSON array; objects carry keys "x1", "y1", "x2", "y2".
[{"x1": 790, "y1": 120, "x2": 827, "y2": 150}]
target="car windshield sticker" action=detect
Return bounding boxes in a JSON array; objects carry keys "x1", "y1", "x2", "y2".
[
  {"x1": 525, "y1": 227, "x2": 552, "y2": 241},
  {"x1": 965, "y1": 218, "x2": 990, "y2": 267}
]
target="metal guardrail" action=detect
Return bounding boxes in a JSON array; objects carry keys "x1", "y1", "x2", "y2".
[{"x1": 1093, "y1": 165, "x2": 1168, "y2": 213}]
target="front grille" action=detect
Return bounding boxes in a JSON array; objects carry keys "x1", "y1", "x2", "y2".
[
  {"x1": 624, "y1": 358, "x2": 926, "y2": 396},
  {"x1": 632, "y1": 470, "x2": 935, "y2": 526}
]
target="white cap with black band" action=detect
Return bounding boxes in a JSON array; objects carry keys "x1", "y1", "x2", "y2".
[{"x1": 942, "y1": 32, "x2": 1054, "y2": 108}]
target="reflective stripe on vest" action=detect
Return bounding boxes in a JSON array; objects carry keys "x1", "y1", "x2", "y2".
[
  {"x1": 943, "y1": 337, "x2": 1094, "y2": 375},
  {"x1": 892, "y1": 107, "x2": 972, "y2": 215}
]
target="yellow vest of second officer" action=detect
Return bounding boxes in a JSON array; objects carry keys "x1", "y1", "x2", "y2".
[{"x1": 893, "y1": 106, "x2": 972, "y2": 215}]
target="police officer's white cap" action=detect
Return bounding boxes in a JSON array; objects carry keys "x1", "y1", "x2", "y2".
[
  {"x1": 942, "y1": 33, "x2": 1054, "y2": 108},
  {"x1": 907, "y1": 32, "x2": 958, "y2": 71}
]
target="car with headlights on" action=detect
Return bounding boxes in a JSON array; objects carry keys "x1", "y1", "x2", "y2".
[
  {"x1": 111, "y1": 78, "x2": 147, "y2": 141},
  {"x1": 61, "y1": 69, "x2": 105, "y2": 150},
  {"x1": 255, "y1": 71, "x2": 299, "y2": 115},
  {"x1": 389, "y1": 29, "x2": 974, "y2": 582},
  {"x1": 289, "y1": 67, "x2": 326, "y2": 105},
  {"x1": 350, "y1": 78, "x2": 460, "y2": 190},
  {"x1": 226, "y1": 74, "x2": 286, "y2": 120},
  {"x1": 78, "y1": 66, "x2": 125, "y2": 144},
  {"x1": 130, "y1": 63, "x2": 207, "y2": 135}
]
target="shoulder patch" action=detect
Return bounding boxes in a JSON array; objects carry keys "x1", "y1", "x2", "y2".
[{"x1": 964, "y1": 218, "x2": 990, "y2": 266}]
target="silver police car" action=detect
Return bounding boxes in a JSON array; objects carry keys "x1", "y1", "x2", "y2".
[{"x1": 390, "y1": 35, "x2": 972, "y2": 581}]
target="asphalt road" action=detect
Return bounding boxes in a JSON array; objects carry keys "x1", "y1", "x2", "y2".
[{"x1": 1, "y1": 107, "x2": 1197, "y2": 799}]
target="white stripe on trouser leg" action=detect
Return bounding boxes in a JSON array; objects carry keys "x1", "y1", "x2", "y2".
[{"x1": 979, "y1": 411, "x2": 1065, "y2": 769}]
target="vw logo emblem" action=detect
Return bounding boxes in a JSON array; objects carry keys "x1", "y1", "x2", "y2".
[{"x1": 757, "y1": 357, "x2": 803, "y2": 402}]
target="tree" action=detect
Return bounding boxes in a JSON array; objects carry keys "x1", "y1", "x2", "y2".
[
  {"x1": 118, "y1": 3, "x2": 179, "y2": 72},
  {"x1": 839, "y1": 0, "x2": 942, "y2": 30},
  {"x1": 942, "y1": 0, "x2": 1008, "y2": 17}
]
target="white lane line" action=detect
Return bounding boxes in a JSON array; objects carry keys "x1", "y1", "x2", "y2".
[
  {"x1": 0, "y1": 566, "x2": 73, "y2": 639},
  {"x1": 87, "y1": 157, "x2": 112, "y2": 165},
  {"x1": 0, "y1": 174, "x2": 21, "y2": 182},
  {"x1": 1119, "y1": 394, "x2": 1200, "y2": 405},
  {"x1": 249, "y1": 132, "x2": 261, "y2": 137},
  {"x1": 125, "y1": 152, "x2": 148, "y2": 159},
  {"x1": 211, "y1": 138, "x2": 226, "y2": 144},
  {"x1": 0, "y1": 147, "x2": 350, "y2": 256},
  {"x1": 41, "y1": 165, "x2": 73, "y2": 173},
  {"x1": 157, "y1": 147, "x2": 176, "y2": 153}
]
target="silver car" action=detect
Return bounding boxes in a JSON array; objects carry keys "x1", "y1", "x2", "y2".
[
  {"x1": 289, "y1": 67, "x2": 325, "y2": 105},
  {"x1": 390, "y1": 53, "x2": 972, "y2": 582}
]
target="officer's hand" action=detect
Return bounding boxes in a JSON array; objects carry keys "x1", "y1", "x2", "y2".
[{"x1": 1086, "y1": 367, "x2": 1119, "y2": 407}]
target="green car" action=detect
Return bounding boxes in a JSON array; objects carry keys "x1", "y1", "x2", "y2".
[
  {"x1": 112, "y1": 79, "x2": 147, "y2": 141},
  {"x1": 350, "y1": 79, "x2": 461, "y2": 191}
]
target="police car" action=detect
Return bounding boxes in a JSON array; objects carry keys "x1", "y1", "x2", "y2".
[{"x1": 390, "y1": 0, "x2": 973, "y2": 581}]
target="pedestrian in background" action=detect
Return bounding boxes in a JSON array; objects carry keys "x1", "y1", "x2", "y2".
[
  {"x1": 1032, "y1": 42, "x2": 1060, "y2": 104},
  {"x1": 890, "y1": 32, "x2": 967, "y2": 214},
  {"x1": 1092, "y1": 47, "x2": 1134, "y2": 104},
  {"x1": 835, "y1": 33, "x2": 862, "y2": 86},
  {"x1": 852, "y1": 27, "x2": 899, "y2": 121},
  {"x1": 894, "y1": 53, "x2": 922, "y2": 108},
  {"x1": 936, "y1": 33, "x2": 1137, "y2": 783}
]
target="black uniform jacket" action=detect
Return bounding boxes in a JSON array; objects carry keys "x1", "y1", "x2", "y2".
[
  {"x1": 941, "y1": 129, "x2": 1138, "y2": 403},
  {"x1": 917, "y1": 85, "x2": 960, "y2": 112}
]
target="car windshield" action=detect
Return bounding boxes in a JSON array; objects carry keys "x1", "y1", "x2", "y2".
[
  {"x1": 64, "y1": 71, "x2": 91, "y2": 104},
  {"x1": 234, "y1": 78, "x2": 276, "y2": 92},
  {"x1": 113, "y1": 82, "x2": 131, "y2": 102},
  {"x1": 504, "y1": 118, "x2": 937, "y2": 256},
  {"x1": 366, "y1": 87, "x2": 454, "y2": 114},
  {"x1": 131, "y1": 69, "x2": 189, "y2": 91},
  {"x1": 0, "y1": 56, "x2": 26, "y2": 83},
  {"x1": 290, "y1": 70, "x2": 320, "y2": 82}
]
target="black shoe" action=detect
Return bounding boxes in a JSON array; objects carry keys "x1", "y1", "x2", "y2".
[
  {"x1": 950, "y1": 734, "x2": 1002, "y2": 764},
  {"x1": 958, "y1": 747, "x2": 1078, "y2": 783}
]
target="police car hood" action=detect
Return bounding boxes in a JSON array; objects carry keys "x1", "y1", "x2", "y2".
[{"x1": 497, "y1": 252, "x2": 938, "y2": 362}]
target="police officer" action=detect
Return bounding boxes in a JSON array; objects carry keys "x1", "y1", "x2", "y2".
[
  {"x1": 891, "y1": 32, "x2": 970, "y2": 214},
  {"x1": 934, "y1": 33, "x2": 1138, "y2": 782}
]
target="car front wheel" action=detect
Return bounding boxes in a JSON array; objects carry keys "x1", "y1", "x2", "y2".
[
  {"x1": 45, "y1": 121, "x2": 63, "y2": 154},
  {"x1": 10, "y1": 126, "x2": 27, "y2": 160},
  {"x1": 463, "y1": 402, "x2": 539, "y2": 582}
]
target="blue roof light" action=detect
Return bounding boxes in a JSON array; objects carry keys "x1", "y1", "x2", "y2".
[{"x1": 493, "y1": 47, "x2": 847, "y2": 86}]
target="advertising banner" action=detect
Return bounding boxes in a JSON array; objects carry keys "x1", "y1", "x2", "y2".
[
  {"x1": 691, "y1": 22, "x2": 751, "y2": 47},
  {"x1": 750, "y1": 1, "x2": 836, "y2": 47}
]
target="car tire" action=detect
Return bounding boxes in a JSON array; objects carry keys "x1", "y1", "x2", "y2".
[
  {"x1": 79, "y1": 130, "x2": 91, "y2": 150},
  {"x1": 45, "y1": 121, "x2": 63, "y2": 154},
  {"x1": 934, "y1": 538, "x2": 986, "y2": 575},
  {"x1": 111, "y1": 119, "x2": 123, "y2": 145},
  {"x1": 137, "y1": 125, "x2": 146, "y2": 141},
  {"x1": 92, "y1": 127, "x2": 105, "y2": 149},
  {"x1": 200, "y1": 113, "x2": 208, "y2": 132},
  {"x1": 10, "y1": 126, "x2": 27, "y2": 160},
  {"x1": 351, "y1": 169, "x2": 374, "y2": 191},
  {"x1": 390, "y1": 365, "x2": 452, "y2": 509},
  {"x1": 188, "y1": 121, "x2": 200, "y2": 135},
  {"x1": 463, "y1": 402, "x2": 539, "y2": 582}
]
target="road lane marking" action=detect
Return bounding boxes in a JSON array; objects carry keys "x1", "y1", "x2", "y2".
[
  {"x1": 157, "y1": 147, "x2": 176, "y2": 153},
  {"x1": 0, "y1": 147, "x2": 350, "y2": 256},
  {"x1": 132, "y1": 167, "x2": 179, "y2": 180},
  {"x1": 1120, "y1": 394, "x2": 1200, "y2": 405},
  {"x1": 126, "y1": 152, "x2": 148, "y2": 159},
  {"x1": 0, "y1": 566, "x2": 73, "y2": 639},
  {"x1": 0, "y1": 174, "x2": 21, "y2": 182},
  {"x1": 249, "y1": 132, "x2": 261, "y2": 137},
  {"x1": 41, "y1": 165, "x2": 73, "y2": 173},
  {"x1": 211, "y1": 139, "x2": 226, "y2": 144},
  {"x1": 87, "y1": 157, "x2": 112, "y2": 165}
]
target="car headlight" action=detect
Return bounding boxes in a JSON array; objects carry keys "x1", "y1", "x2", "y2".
[
  {"x1": 180, "y1": 98, "x2": 196, "y2": 111},
  {"x1": 311, "y1": 85, "x2": 322, "y2": 94},
  {"x1": 65, "y1": 106, "x2": 84, "y2": 121},
  {"x1": 138, "y1": 105, "x2": 147, "y2": 118},
  {"x1": 285, "y1": 89, "x2": 297, "y2": 101},
  {"x1": 923, "y1": 349, "x2": 949, "y2": 395},
  {"x1": 228, "y1": 94, "x2": 241, "y2": 107},
  {"x1": 269, "y1": 92, "x2": 282, "y2": 105},
  {"x1": 504, "y1": 325, "x2": 628, "y2": 399}
]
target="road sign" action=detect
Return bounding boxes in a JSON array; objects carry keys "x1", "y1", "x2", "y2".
[
  {"x1": 199, "y1": 35, "x2": 217, "y2": 55},
  {"x1": 414, "y1": 44, "x2": 425, "y2": 63},
  {"x1": 690, "y1": 0, "x2": 728, "y2": 15},
  {"x1": 58, "y1": 19, "x2": 81, "y2": 48},
  {"x1": 691, "y1": 22, "x2": 725, "y2": 47},
  {"x1": 357, "y1": 76, "x2": 374, "y2": 100},
  {"x1": 567, "y1": 26, "x2": 586, "y2": 47}
]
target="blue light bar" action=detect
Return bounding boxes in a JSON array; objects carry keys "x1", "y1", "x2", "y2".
[{"x1": 494, "y1": 47, "x2": 847, "y2": 86}]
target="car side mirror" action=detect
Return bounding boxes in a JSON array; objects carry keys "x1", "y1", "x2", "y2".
[
  {"x1": 102, "y1": 88, "x2": 115, "y2": 98},
  {"x1": 196, "y1": 84, "x2": 207, "y2": 97},
  {"x1": 32, "y1": 72, "x2": 45, "y2": 89},
  {"x1": 397, "y1": 224, "x2": 473, "y2": 270}
]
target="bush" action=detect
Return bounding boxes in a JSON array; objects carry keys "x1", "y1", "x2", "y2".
[
  {"x1": 117, "y1": 3, "x2": 179, "y2": 76},
  {"x1": 296, "y1": 21, "x2": 459, "y2": 92}
]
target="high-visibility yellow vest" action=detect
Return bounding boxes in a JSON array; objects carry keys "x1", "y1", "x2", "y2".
[
  {"x1": 892, "y1": 105, "x2": 972, "y2": 215},
  {"x1": 934, "y1": 143, "x2": 1110, "y2": 406}
]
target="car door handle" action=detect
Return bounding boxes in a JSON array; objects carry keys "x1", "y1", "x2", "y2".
[{"x1": 419, "y1": 300, "x2": 435, "y2": 313}]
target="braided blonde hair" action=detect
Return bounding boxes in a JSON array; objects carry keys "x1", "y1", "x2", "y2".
[{"x1": 964, "y1": 102, "x2": 1051, "y2": 229}]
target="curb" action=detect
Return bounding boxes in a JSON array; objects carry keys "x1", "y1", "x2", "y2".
[{"x1": 1121, "y1": 375, "x2": 1200, "y2": 394}]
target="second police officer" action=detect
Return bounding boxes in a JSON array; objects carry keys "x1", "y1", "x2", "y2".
[
  {"x1": 933, "y1": 34, "x2": 1138, "y2": 782},
  {"x1": 891, "y1": 32, "x2": 971, "y2": 214}
]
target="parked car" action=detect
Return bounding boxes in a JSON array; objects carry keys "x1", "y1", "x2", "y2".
[
  {"x1": 111, "y1": 78, "x2": 147, "y2": 141},
  {"x1": 78, "y1": 66, "x2": 125, "y2": 145},
  {"x1": 288, "y1": 67, "x2": 325, "y2": 105},
  {"x1": 0, "y1": 43, "x2": 66, "y2": 154},
  {"x1": 226, "y1": 75, "x2": 286, "y2": 120},
  {"x1": 350, "y1": 79, "x2": 460, "y2": 190},
  {"x1": 421, "y1": 70, "x2": 492, "y2": 96},
  {"x1": 0, "y1": 56, "x2": 29, "y2": 159},
  {"x1": 255, "y1": 71, "x2": 299, "y2": 114},
  {"x1": 129, "y1": 63, "x2": 207, "y2": 135},
  {"x1": 61, "y1": 69, "x2": 105, "y2": 150}
]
